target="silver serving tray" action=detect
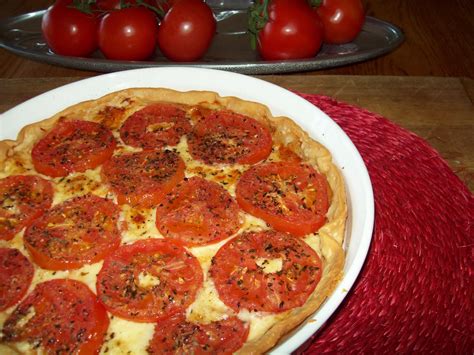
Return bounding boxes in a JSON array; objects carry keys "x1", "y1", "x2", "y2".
[{"x1": 0, "y1": 8, "x2": 404, "y2": 74}]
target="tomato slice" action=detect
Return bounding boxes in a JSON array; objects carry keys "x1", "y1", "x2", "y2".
[
  {"x1": 0, "y1": 248, "x2": 34, "y2": 311},
  {"x1": 0, "y1": 175, "x2": 54, "y2": 241},
  {"x1": 187, "y1": 110, "x2": 272, "y2": 165},
  {"x1": 96, "y1": 238, "x2": 203, "y2": 322},
  {"x1": 120, "y1": 103, "x2": 192, "y2": 149},
  {"x1": 210, "y1": 230, "x2": 322, "y2": 313},
  {"x1": 147, "y1": 313, "x2": 249, "y2": 354},
  {"x1": 276, "y1": 144, "x2": 302, "y2": 163},
  {"x1": 2, "y1": 279, "x2": 109, "y2": 354},
  {"x1": 102, "y1": 150, "x2": 185, "y2": 208},
  {"x1": 155, "y1": 176, "x2": 241, "y2": 247},
  {"x1": 24, "y1": 194, "x2": 121, "y2": 270},
  {"x1": 32, "y1": 120, "x2": 116, "y2": 177},
  {"x1": 236, "y1": 162, "x2": 329, "y2": 236}
]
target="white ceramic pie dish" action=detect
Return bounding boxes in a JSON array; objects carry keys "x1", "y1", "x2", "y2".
[{"x1": 0, "y1": 67, "x2": 374, "y2": 353}]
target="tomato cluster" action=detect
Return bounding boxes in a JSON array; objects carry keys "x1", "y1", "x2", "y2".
[
  {"x1": 250, "y1": 0, "x2": 365, "y2": 60},
  {"x1": 41, "y1": 0, "x2": 364, "y2": 62},
  {"x1": 41, "y1": 0, "x2": 216, "y2": 61}
]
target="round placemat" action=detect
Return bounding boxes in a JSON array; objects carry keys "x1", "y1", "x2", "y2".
[{"x1": 295, "y1": 94, "x2": 473, "y2": 354}]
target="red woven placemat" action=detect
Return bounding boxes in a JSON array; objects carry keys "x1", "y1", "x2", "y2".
[{"x1": 294, "y1": 94, "x2": 473, "y2": 354}]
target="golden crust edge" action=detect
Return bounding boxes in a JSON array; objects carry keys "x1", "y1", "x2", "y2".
[
  {"x1": 0, "y1": 140, "x2": 14, "y2": 172},
  {"x1": 270, "y1": 116, "x2": 347, "y2": 246}
]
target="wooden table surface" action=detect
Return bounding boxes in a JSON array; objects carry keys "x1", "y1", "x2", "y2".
[{"x1": 1, "y1": 0, "x2": 473, "y2": 190}]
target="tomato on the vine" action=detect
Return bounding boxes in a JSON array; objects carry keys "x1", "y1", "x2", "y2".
[
  {"x1": 99, "y1": 7, "x2": 158, "y2": 60},
  {"x1": 316, "y1": 0, "x2": 365, "y2": 44},
  {"x1": 250, "y1": 0, "x2": 323, "y2": 61},
  {"x1": 157, "y1": 0, "x2": 216, "y2": 62},
  {"x1": 41, "y1": 2, "x2": 99, "y2": 57}
]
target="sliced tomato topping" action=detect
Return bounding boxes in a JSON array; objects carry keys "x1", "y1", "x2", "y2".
[
  {"x1": 187, "y1": 110, "x2": 272, "y2": 165},
  {"x1": 0, "y1": 248, "x2": 34, "y2": 311},
  {"x1": 147, "y1": 313, "x2": 249, "y2": 354},
  {"x1": 120, "y1": 103, "x2": 192, "y2": 149},
  {"x1": 102, "y1": 150, "x2": 185, "y2": 208},
  {"x1": 2, "y1": 279, "x2": 109, "y2": 354},
  {"x1": 236, "y1": 162, "x2": 329, "y2": 236},
  {"x1": 24, "y1": 194, "x2": 121, "y2": 270},
  {"x1": 155, "y1": 176, "x2": 241, "y2": 247},
  {"x1": 276, "y1": 144, "x2": 302, "y2": 163},
  {"x1": 0, "y1": 175, "x2": 54, "y2": 241},
  {"x1": 32, "y1": 119, "x2": 117, "y2": 177},
  {"x1": 211, "y1": 230, "x2": 322, "y2": 313},
  {"x1": 96, "y1": 238, "x2": 203, "y2": 322}
]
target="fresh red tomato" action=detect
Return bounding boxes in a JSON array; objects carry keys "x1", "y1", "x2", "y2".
[
  {"x1": 32, "y1": 120, "x2": 116, "y2": 177},
  {"x1": 210, "y1": 230, "x2": 322, "y2": 313},
  {"x1": 157, "y1": 0, "x2": 216, "y2": 61},
  {"x1": 0, "y1": 248, "x2": 34, "y2": 311},
  {"x1": 24, "y1": 194, "x2": 121, "y2": 270},
  {"x1": 99, "y1": 7, "x2": 158, "y2": 60},
  {"x1": 236, "y1": 161, "x2": 329, "y2": 236},
  {"x1": 120, "y1": 103, "x2": 191, "y2": 149},
  {"x1": 96, "y1": 239, "x2": 203, "y2": 322},
  {"x1": 148, "y1": 313, "x2": 249, "y2": 354},
  {"x1": 187, "y1": 110, "x2": 273, "y2": 165},
  {"x1": 41, "y1": 3, "x2": 99, "y2": 57},
  {"x1": 316, "y1": 0, "x2": 365, "y2": 44},
  {"x1": 2, "y1": 279, "x2": 109, "y2": 354},
  {"x1": 155, "y1": 176, "x2": 242, "y2": 247},
  {"x1": 254, "y1": 0, "x2": 323, "y2": 60}
]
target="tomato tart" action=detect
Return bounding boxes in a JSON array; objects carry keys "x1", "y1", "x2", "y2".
[{"x1": 0, "y1": 88, "x2": 346, "y2": 354}]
